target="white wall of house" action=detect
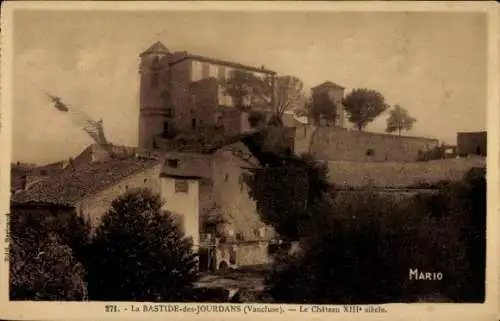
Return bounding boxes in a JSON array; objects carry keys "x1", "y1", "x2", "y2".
[{"x1": 160, "y1": 176, "x2": 200, "y2": 252}]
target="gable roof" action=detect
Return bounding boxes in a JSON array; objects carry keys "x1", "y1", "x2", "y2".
[{"x1": 12, "y1": 158, "x2": 162, "y2": 206}]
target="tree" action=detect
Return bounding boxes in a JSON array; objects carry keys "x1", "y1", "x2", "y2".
[
  {"x1": 269, "y1": 75, "x2": 305, "y2": 122},
  {"x1": 87, "y1": 188, "x2": 198, "y2": 301},
  {"x1": 385, "y1": 105, "x2": 417, "y2": 136},
  {"x1": 10, "y1": 230, "x2": 87, "y2": 301},
  {"x1": 9, "y1": 206, "x2": 91, "y2": 300},
  {"x1": 223, "y1": 72, "x2": 305, "y2": 125},
  {"x1": 303, "y1": 93, "x2": 338, "y2": 126},
  {"x1": 240, "y1": 131, "x2": 332, "y2": 240},
  {"x1": 247, "y1": 110, "x2": 267, "y2": 128},
  {"x1": 223, "y1": 70, "x2": 260, "y2": 110},
  {"x1": 342, "y1": 88, "x2": 390, "y2": 131},
  {"x1": 265, "y1": 167, "x2": 486, "y2": 303}
]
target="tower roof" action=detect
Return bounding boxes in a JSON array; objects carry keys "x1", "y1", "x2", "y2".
[
  {"x1": 140, "y1": 41, "x2": 170, "y2": 57},
  {"x1": 312, "y1": 81, "x2": 345, "y2": 90}
]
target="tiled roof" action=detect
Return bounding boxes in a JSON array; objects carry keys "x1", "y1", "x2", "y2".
[
  {"x1": 140, "y1": 41, "x2": 170, "y2": 57},
  {"x1": 12, "y1": 158, "x2": 162, "y2": 206},
  {"x1": 169, "y1": 52, "x2": 276, "y2": 75},
  {"x1": 162, "y1": 152, "x2": 213, "y2": 179}
]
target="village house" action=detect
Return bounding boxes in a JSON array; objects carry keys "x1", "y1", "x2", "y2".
[{"x1": 12, "y1": 131, "x2": 283, "y2": 272}]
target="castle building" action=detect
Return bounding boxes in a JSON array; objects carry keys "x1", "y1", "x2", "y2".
[
  {"x1": 310, "y1": 81, "x2": 346, "y2": 128},
  {"x1": 139, "y1": 41, "x2": 277, "y2": 150}
]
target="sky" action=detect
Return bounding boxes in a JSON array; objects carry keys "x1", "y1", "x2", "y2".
[{"x1": 11, "y1": 10, "x2": 487, "y2": 164}]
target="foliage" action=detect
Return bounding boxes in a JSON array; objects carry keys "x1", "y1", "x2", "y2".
[
  {"x1": 416, "y1": 144, "x2": 446, "y2": 161},
  {"x1": 223, "y1": 70, "x2": 261, "y2": 109},
  {"x1": 342, "y1": 88, "x2": 390, "y2": 131},
  {"x1": 86, "y1": 188, "x2": 198, "y2": 301},
  {"x1": 222, "y1": 71, "x2": 305, "y2": 123},
  {"x1": 266, "y1": 168, "x2": 486, "y2": 303},
  {"x1": 385, "y1": 105, "x2": 417, "y2": 135},
  {"x1": 10, "y1": 207, "x2": 91, "y2": 264},
  {"x1": 241, "y1": 131, "x2": 332, "y2": 239},
  {"x1": 304, "y1": 92, "x2": 338, "y2": 125},
  {"x1": 247, "y1": 110, "x2": 268, "y2": 128},
  {"x1": 9, "y1": 206, "x2": 90, "y2": 300},
  {"x1": 272, "y1": 76, "x2": 306, "y2": 119}
]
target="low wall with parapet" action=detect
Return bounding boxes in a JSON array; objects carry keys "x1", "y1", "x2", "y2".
[
  {"x1": 294, "y1": 125, "x2": 439, "y2": 162},
  {"x1": 327, "y1": 157, "x2": 486, "y2": 188}
]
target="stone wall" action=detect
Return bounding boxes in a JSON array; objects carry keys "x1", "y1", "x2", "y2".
[
  {"x1": 235, "y1": 242, "x2": 273, "y2": 267},
  {"x1": 211, "y1": 148, "x2": 275, "y2": 242},
  {"x1": 294, "y1": 125, "x2": 439, "y2": 162},
  {"x1": 327, "y1": 157, "x2": 486, "y2": 188},
  {"x1": 169, "y1": 59, "x2": 192, "y2": 132},
  {"x1": 191, "y1": 78, "x2": 218, "y2": 129},
  {"x1": 78, "y1": 164, "x2": 163, "y2": 227}
]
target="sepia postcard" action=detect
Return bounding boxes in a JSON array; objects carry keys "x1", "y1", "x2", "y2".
[{"x1": 0, "y1": 1, "x2": 499, "y2": 320}]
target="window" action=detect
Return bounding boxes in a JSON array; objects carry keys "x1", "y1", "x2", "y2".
[
  {"x1": 217, "y1": 66, "x2": 226, "y2": 82},
  {"x1": 175, "y1": 179, "x2": 189, "y2": 193},
  {"x1": 191, "y1": 118, "x2": 197, "y2": 129},
  {"x1": 167, "y1": 159, "x2": 179, "y2": 168},
  {"x1": 201, "y1": 63, "x2": 210, "y2": 79},
  {"x1": 163, "y1": 122, "x2": 169, "y2": 134}
]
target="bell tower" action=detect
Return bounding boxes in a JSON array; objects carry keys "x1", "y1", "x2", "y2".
[{"x1": 139, "y1": 41, "x2": 171, "y2": 150}]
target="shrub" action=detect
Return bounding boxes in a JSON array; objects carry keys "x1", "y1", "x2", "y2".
[
  {"x1": 10, "y1": 231, "x2": 87, "y2": 300},
  {"x1": 9, "y1": 206, "x2": 90, "y2": 300},
  {"x1": 266, "y1": 167, "x2": 486, "y2": 303},
  {"x1": 86, "y1": 188, "x2": 198, "y2": 301}
]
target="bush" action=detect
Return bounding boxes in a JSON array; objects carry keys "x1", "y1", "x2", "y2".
[
  {"x1": 266, "y1": 167, "x2": 486, "y2": 303},
  {"x1": 10, "y1": 231, "x2": 87, "y2": 300},
  {"x1": 86, "y1": 188, "x2": 198, "y2": 301},
  {"x1": 9, "y1": 206, "x2": 90, "y2": 300}
]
